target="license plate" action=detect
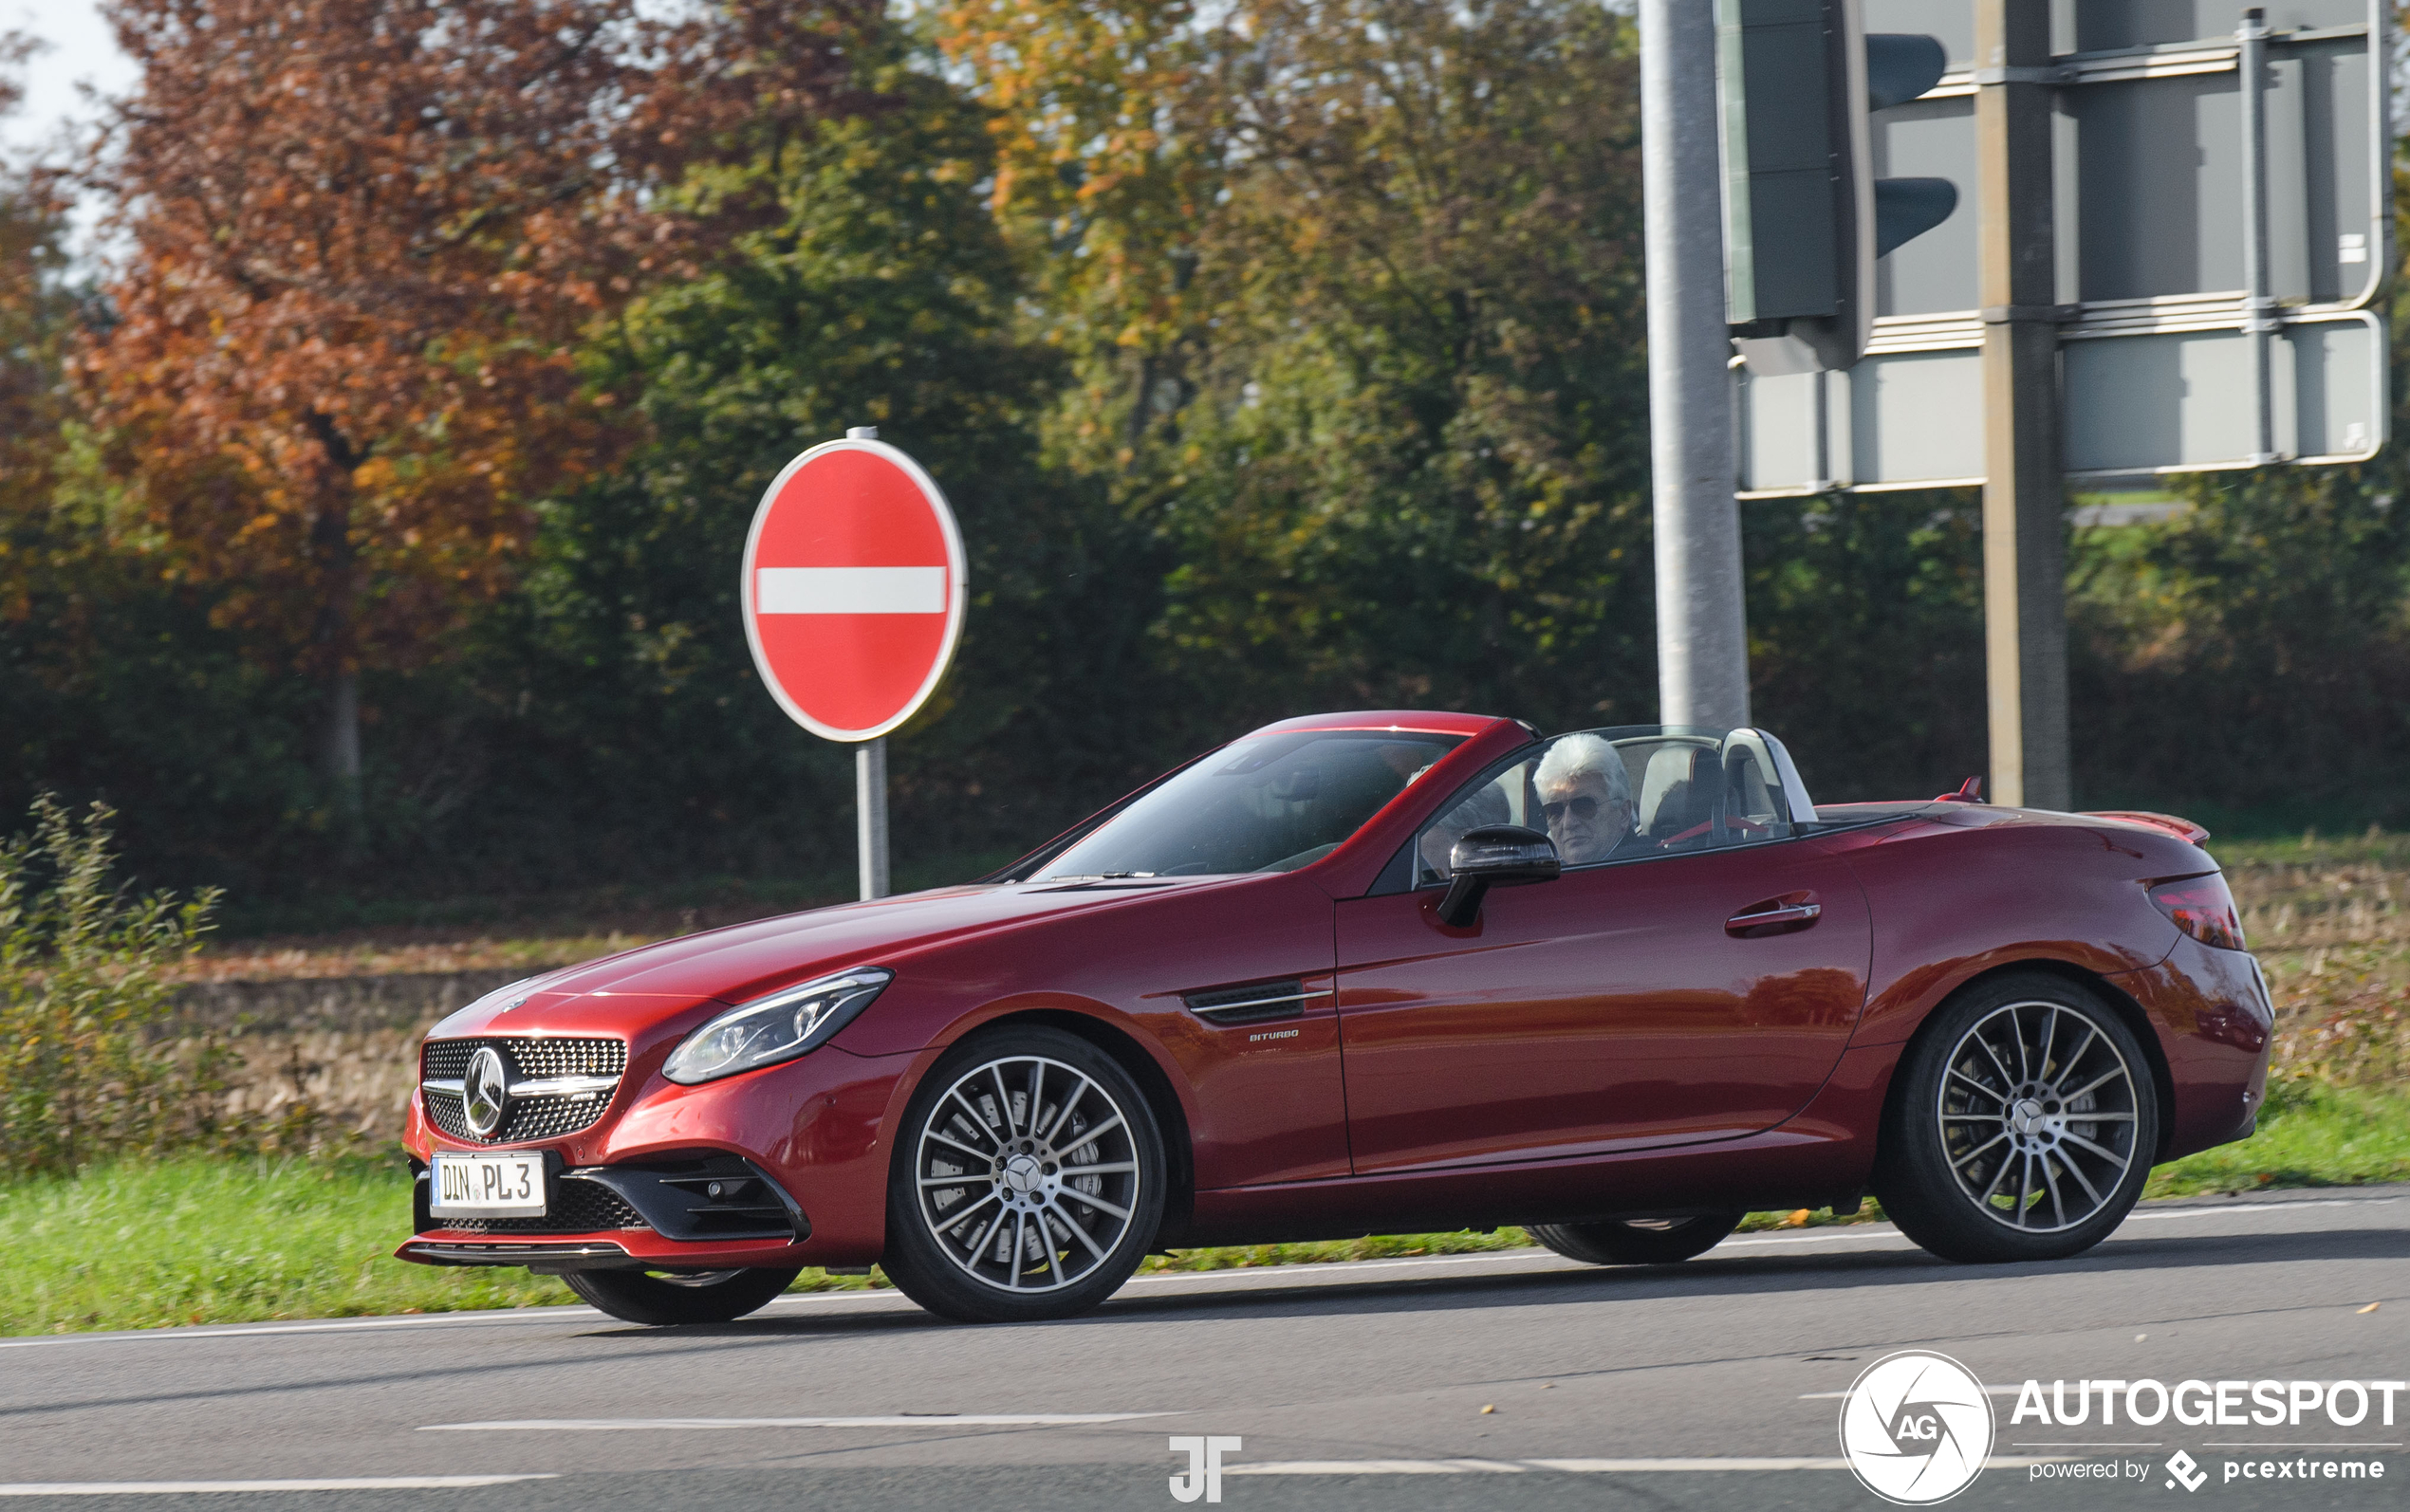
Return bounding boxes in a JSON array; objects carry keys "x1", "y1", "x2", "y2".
[{"x1": 431, "y1": 1152, "x2": 547, "y2": 1217}]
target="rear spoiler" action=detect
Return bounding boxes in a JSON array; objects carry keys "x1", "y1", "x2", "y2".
[{"x1": 2082, "y1": 810, "x2": 2211, "y2": 846}]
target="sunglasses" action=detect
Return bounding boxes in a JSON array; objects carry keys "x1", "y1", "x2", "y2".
[{"x1": 1543, "y1": 796, "x2": 1604, "y2": 822}]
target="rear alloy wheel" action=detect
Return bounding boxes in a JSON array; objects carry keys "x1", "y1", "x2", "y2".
[
  {"x1": 563, "y1": 1265, "x2": 801, "y2": 1326},
  {"x1": 881, "y1": 1026, "x2": 1166, "y2": 1323},
  {"x1": 1876, "y1": 972, "x2": 2160, "y2": 1263},
  {"x1": 1528, "y1": 1212, "x2": 1744, "y2": 1265}
]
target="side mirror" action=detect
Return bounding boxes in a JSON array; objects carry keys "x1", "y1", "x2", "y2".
[{"x1": 1437, "y1": 824, "x2": 1561, "y2": 928}]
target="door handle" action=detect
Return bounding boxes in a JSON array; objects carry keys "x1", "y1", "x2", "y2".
[{"x1": 1725, "y1": 897, "x2": 1821, "y2": 937}]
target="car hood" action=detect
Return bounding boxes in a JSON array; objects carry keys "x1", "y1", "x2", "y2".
[{"x1": 425, "y1": 876, "x2": 1250, "y2": 1039}]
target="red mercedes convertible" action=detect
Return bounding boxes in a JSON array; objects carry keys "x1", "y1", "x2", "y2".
[{"x1": 399, "y1": 711, "x2": 2271, "y2": 1324}]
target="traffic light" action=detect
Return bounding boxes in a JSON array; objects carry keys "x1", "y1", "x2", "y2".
[{"x1": 1716, "y1": 0, "x2": 1958, "y2": 374}]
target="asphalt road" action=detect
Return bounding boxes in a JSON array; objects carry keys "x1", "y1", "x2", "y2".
[{"x1": 3, "y1": 1186, "x2": 2403, "y2": 1512}]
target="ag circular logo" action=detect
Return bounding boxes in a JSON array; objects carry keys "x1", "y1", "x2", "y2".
[{"x1": 1837, "y1": 1350, "x2": 1994, "y2": 1504}]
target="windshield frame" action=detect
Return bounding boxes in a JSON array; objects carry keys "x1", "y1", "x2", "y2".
[
  {"x1": 981, "y1": 716, "x2": 1515, "y2": 887},
  {"x1": 1022, "y1": 729, "x2": 1470, "y2": 882}
]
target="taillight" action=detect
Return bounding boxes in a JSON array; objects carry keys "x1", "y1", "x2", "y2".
[{"x1": 2148, "y1": 875, "x2": 2246, "y2": 951}]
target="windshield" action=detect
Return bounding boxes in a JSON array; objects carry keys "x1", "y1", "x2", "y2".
[{"x1": 1034, "y1": 731, "x2": 1466, "y2": 879}]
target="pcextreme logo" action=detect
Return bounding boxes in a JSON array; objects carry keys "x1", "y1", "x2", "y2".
[
  {"x1": 2165, "y1": 1449, "x2": 2210, "y2": 1491},
  {"x1": 1838, "y1": 1351, "x2": 1997, "y2": 1504}
]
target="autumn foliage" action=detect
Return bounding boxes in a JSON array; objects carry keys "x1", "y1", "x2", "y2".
[{"x1": 73, "y1": 0, "x2": 866, "y2": 786}]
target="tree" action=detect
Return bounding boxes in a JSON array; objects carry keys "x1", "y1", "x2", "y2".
[
  {"x1": 0, "y1": 29, "x2": 73, "y2": 512},
  {"x1": 73, "y1": 0, "x2": 861, "y2": 836},
  {"x1": 471, "y1": 27, "x2": 1169, "y2": 881},
  {"x1": 1035, "y1": 0, "x2": 1657, "y2": 731},
  {"x1": 935, "y1": 0, "x2": 1218, "y2": 452}
]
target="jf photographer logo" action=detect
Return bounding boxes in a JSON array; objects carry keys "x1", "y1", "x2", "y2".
[
  {"x1": 1839, "y1": 1351, "x2": 1996, "y2": 1504},
  {"x1": 1169, "y1": 1435, "x2": 1241, "y2": 1503}
]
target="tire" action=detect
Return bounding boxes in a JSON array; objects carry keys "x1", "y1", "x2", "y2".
[
  {"x1": 1875, "y1": 971, "x2": 2160, "y2": 1263},
  {"x1": 881, "y1": 1025, "x2": 1167, "y2": 1323},
  {"x1": 1529, "y1": 1211, "x2": 1744, "y2": 1265},
  {"x1": 563, "y1": 1265, "x2": 801, "y2": 1326}
]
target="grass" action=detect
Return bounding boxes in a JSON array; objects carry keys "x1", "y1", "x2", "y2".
[
  {"x1": 4, "y1": 1077, "x2": 2401, "y2": 1337},
  {"x1": 2144, "y1": 1080, "x2": 2410, "y2": 1196},
  {"x1": 0, "y1": 1154, "x2": 573, "y2": 1334}
]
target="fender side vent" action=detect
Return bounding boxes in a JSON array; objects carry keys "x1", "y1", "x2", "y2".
[{"x1": 1183, "y1": 978, "x2": 1326, "y2": 1026}]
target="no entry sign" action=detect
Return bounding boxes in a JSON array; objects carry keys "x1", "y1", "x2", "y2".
[{"x1": 740, "y1": 437, "x2": 966, "y2": 743}]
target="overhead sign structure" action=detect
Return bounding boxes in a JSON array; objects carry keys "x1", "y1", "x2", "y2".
[
  {"x1": 1738, "y1": 308, "x2": 2385, "y2": 490},
  {"x1": 741, "y1": 436, "x2": 966, "y2": 743},
  {"x1": 741, "y1": 431, "x2": 966, "y2": 900},
  {"x1": 1737, "y1": 0, "x2": 2391, "y2": 492},
  {"x1": 1716, "y1": 0, "x2": 2392, "y2": 817},
  {"x1": 1718, "y1": 0, "x2": 1962, "y2": 374}
]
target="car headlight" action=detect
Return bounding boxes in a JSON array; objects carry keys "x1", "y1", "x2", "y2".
[{"x1": 662, "y1": 968, "x2": 894, "y2": 1085}]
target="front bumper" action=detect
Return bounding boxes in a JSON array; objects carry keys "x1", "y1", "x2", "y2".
[
  {"x1": 399, "y1": 1151, "x2": 814, "y2": 1272},
  {"x1": 399, "y1": 1040, "x2": 919, "y2": 1271}
]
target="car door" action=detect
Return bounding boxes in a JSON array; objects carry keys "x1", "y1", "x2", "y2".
[{"x1": 1332, "y1": 735, "x2": 1871, "y2": 1174}]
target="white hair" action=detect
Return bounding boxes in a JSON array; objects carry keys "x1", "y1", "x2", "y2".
[{"x1": 1534, "y1": 733, "x2": 1630, "y2": 803}]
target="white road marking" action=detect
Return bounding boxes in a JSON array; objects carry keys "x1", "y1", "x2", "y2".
[
  {"x1": 2117, "y1": 1197, "x2": 2397, "y2": 1223},
  {"x1": 1229, "y1": 1460, "x2": 1533, "y2": 1475},
  {"x1": 0, "y1": 1309, "x2": 607, "y2": 1350},
  {"x1": 1129, "y1": 1251, "x2": 1568, "y2": 1282},
  {"x1": 421, "y1": 1413, "x2": 1168, "y2": 1431},
  {"x1": 1801, "y1": 1385, "x2": 2024, "y2": 1400},
  {"x1": 1, "y1": 1193, "x2": 2392, "y2": 1352},
  {"x1": 1715, "y1": 1196, "x2": 2396, "y2": 1252},
  {"x1": 1713, "y1": 1230, "x2": 1912, "y2": 1249},
  {"x1": 0, "y1": 1477, "x2": 555, "y2": 1497},
  {"x1": 756, "y1": 566, "x2": 944, "y2": 614},
  {"x1": 1225, "y1": 1457, "x2": 2074, "y2": 1475}
]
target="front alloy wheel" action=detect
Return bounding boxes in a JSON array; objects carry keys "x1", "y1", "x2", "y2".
[
  {"x1": 881, "y1": 1026, "x2": 1165, "y2": 1322},
  {"x1": 1877, "y1": 972, "x2": 2160, "y2": 1263}
]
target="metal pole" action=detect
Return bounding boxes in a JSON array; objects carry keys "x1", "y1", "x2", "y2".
[
  {"x1": 1974, "y1": 0, "x2": 2069, "y2": 811},
  {"x1": 1641, "y1": 0, "x2": 1750, "y2": 732},
  {"x1": 2238, "y1": 8, "x2": 2277, "y2": 465},
  {"x1": 857, "y1": 738, "x2": 890, "y2": 900}
]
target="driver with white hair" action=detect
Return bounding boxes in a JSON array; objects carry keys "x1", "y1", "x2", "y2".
[{"x1": 1533, "y1": 733, "x2": 1639, "y2": 865}]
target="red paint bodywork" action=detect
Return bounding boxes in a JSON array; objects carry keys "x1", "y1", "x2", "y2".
[{"x1": 399, "y1": 711, "x2": 2272, "y2": 1271}]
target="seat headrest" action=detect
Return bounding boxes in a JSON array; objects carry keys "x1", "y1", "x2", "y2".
[{"x1": 1637, "y1": 745, "x2": 1711, "y2": 838}]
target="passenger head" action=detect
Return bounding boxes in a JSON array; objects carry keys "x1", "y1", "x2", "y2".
[{"x1": 1534, "y1": 733, "x2": 1635, "y2": 864}]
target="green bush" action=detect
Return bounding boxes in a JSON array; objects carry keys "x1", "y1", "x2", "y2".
[{"x1": 0, "y1": 795, "x2": 223, "y2": 1174}]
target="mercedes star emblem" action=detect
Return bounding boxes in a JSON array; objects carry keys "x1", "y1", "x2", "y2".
[{"x1": 463, "y1": 1046, "x2": 510, "y2": 1138}]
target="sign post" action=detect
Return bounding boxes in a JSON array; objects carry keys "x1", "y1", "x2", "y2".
[
  {"x1": 740, "y1": 426, "x2": 966, "y2": 900},
  {"x1": 1641, "y1": 0, "x2": 1750, "y2": 732},
  {"x1": 1974, "y1": 0, "x2": 2069, "y2": 809}
]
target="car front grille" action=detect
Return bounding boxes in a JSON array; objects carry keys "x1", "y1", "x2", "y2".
[
  {"x1": 422, "y1": 1037, "x2": 627, "y2": 1145},
  {"x1": 436, "y1": 1174, "x2": 648, "y2": 1235}
]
